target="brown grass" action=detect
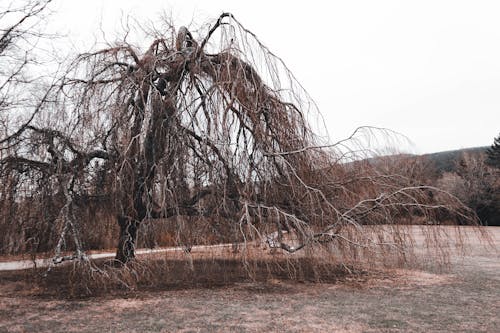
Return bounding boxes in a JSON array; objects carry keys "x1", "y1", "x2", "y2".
[
  {"x1": 0, "y1": 225, "x2": 490, "y2": 297},
  {"x1": 0, "y1": 226, "x2": 498, "y2": 332}
]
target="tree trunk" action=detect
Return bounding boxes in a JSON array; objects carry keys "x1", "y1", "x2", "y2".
[{"x1": 115, "y1": 216, "x2": 139, "y2": 263}]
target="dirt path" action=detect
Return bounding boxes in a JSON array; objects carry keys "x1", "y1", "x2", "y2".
[
  {"x1": 0, "y1": 227, "x2": 498, "y2": 332},
  {"x1": 0, "y1": 243, "x2": 238, "y2": 271}
]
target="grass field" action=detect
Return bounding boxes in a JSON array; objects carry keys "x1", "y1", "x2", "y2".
[{"x1": 0, "y1": 226, "x2": 498, "y2": 332}]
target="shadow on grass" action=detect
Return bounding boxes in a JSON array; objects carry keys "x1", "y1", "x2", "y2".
[{"x1": 0, "y1": 256, "x2": 370, "y2": 299}]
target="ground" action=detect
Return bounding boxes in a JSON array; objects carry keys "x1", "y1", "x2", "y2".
[{"x1": 0, "y1": 227, "x2": 498, "y2": 332}]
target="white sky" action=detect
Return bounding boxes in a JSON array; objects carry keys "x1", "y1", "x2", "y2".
[{"x1": 49, "y1": 0, "x2": 500, "y2": 154}]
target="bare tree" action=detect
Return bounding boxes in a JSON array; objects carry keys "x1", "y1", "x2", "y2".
[
  {"x1": 0, "y1": 0, "x2": 57, "y2": 254},
  {"x1": 438, "y1": 152, "x2": 500, "y2": 226},
  {"x1": 0, "y1": 0, "x2": 53, "y2": 139},
  {"x1": 0, "y1": 12, "x2": 478, "y2": 269}
]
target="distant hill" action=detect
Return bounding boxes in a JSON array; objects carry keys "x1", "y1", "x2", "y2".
[
  {"x1": 422, "y1": 146, "x2": 489, "y2": 174},
  {"x1": 348, "y1": 147, "x2": 489, "y2": 174},
  {"x1": 359, "y1": 147, "x2": 488, "y2": 174},
  {"x1": 352, "y1": 146, "x2": 498, "y2": 226}
]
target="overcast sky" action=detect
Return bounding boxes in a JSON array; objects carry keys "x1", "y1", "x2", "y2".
[{"x1": 50, "y1": 0, "x2": 500, "y2": 154}]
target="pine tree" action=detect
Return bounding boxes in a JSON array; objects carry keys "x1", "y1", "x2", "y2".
[{"x1": 486, "y1": 133, "x2": 500, "y2": 168}]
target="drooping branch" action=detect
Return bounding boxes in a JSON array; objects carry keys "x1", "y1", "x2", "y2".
[{"x1": 0, "y1": 11, "x2": 481, "y2": 270}]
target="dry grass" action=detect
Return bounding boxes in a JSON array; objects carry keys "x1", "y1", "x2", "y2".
[
  {"x1": 0, "y1": 225, "x2": 490, "y2": 297},
  {"x1": 0, "y1": 226, "x2": 498, "y2": 332}
]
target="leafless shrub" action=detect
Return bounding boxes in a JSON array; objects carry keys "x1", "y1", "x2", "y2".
[
  {"x1": 0, "y1": 12, "x2": 484, "y2": 291},
  {"x1": 437, "y1": 152, "x2": 500, "y2": 225}
]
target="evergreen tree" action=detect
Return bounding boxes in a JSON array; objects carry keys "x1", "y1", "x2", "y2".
[{"x1": 486, "y1": 133, "x2": 500, "y2": 168}]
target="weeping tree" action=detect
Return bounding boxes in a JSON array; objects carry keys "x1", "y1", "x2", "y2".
[{"x1": 1, "y1": 13, "x2": 477, "y2": 267}]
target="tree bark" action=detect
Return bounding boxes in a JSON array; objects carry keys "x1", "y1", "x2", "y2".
[{"x1": 115, "y1": 216, "x2": 139, "y2": 263}]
